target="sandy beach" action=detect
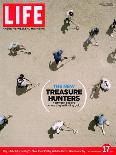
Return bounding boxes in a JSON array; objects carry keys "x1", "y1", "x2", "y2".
[{"x1": 0, "y1": 0, "x2": 116, "y2": 146}]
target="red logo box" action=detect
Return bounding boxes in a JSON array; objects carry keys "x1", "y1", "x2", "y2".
[{"x1": 3, "y1": 3, "x2": 45, "y2": 27}]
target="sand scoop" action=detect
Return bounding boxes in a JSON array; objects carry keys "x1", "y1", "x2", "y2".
[
  {"x1": 62, "y1": 55, "x2": 77, "y2": 66},
  {"x1": 31, "y1": 82, "x2": 40, "y2": 88},
  {"x1": 70, "y1": 20, "x2": 79, "y2": 30},
  {"x1": 64, "y1": 55, "x2": 76, "y2": 61},
  {"x1": 64, "y1": 124, "x2": 79, "y2": 134}
]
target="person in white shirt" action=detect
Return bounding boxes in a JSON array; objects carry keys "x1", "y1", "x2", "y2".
[
  {"x1": 17, "y1": 74, "x2": 32, "y2": 88},
  {"x1": 52, "y1": 120, "x2": 64, "y2": 134},
  {"x1": 100, "y1": 78, "x2": 111, "y2": 91}
]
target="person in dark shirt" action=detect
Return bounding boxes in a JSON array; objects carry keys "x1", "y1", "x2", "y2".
[
  {"x1": 89, "y1": 27, "x2": 99, "y2": 37},
  {"x1": 66, "y1": 10, "x2": 74, "y2": 22},
  {"x1": 106, "y1": 19, "x2": 116, "y2": 37},
  {"x1": 53, "y1": 50, "x2": 67, "y2": 64},
  {"x1": 88, "y1": 27, "x2": 99, "y2": 46},
  {"x1": 110, "y1": 19, "x2": 116, "y2": 37}
]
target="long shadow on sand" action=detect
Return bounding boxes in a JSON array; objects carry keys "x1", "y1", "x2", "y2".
[
  {"x1": 16, "y1": 86, "x2": 32, "y2": 96},
  {"x1": 61, "y1": 18, "x2": 70, "y2": 34},
  {"x1": 83, "y1": 38, "x2": 92, "y2": 51},
  {"x1": 48, "y1": 127, "x2": 56, "y2": 139},
  {"x1": 49, "y1": 61, "x2": 64, "y2": 71},
  {"x1": 88, "y1": 116, "x2": 98, "y2": 132},
  {"x1": 106, "y1": 25, "x2": 115, "y2": 37},
  {"x1": 107, "y1": 50, "x2": 116, "y2": 63},
  {"x1": 90, "y1": 83, "x2": 100, "y2": 99},
  {"x1": 8, "y1": 50, "x2": 31, "y2": 57}
]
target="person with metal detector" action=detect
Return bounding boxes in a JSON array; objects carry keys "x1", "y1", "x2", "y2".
[
  {"x1": 66, "y1": 10, "x2": 79, "y2": 30},
  {"x1": 8, "y1": 42, "x2": 31, "y2": 56},
  {"x1": 17, "y1": 74, "x2": 39, "y2": 89},
  {"x1": 53, "y1": 50, "x2": 76, "y2": 67},
  {"x1": 90, "y1": 78, "x2": 111, "y2": 99},
  {"x1": 97, "y1": 114, "x2": 110, "y2": 135},
  {"x1": 51, "y1": 120, "x2": 78, "y2": 135},
  {"x1": 53, "y1": 50, "x2": 68, "y2": 65}
]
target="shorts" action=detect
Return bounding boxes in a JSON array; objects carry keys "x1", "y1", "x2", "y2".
[{"x1": 98, "y1": 124, "x2": 103, "y2": 128}]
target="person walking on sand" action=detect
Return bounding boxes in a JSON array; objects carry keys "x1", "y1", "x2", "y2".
[
  {"x1": 66, "y1": 10, "x2": 79, "y2": 30},
  {"x1": 53, "y1": 50, "x2": 67, "y2": 65},
  {"x1": 90, "y1": 78, "x2": 111, "y2": 99},
  {"x1": 17, "y1": 74, "x2": 33, "y2": 88},
  {"x1": 97, "y1": 114, "x2": 110, "y2": 135},
  {"x1": 51, "y1": 120, "x2": 78, "y2": 134}
]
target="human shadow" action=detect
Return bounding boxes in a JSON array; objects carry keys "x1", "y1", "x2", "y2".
[
  {"x1": 106, "y1": 25, "x2": 114, "y2": 36},
  {"x1": 88, "y1": 116, "x2": 99, "y2": 131},
  {"x1": 0, "y1": 120, "x2": 8, "y2": 132},
  {"x1": 83, "y1": 37, "x2": 92, "y2": 51},
  {"x1": 16, "y1": 86, "x2": 32, "y2": 96},
  {"x1": 61, "y1": 18, "x2": 70, "y2": 34},
  {"x1": 8, "y1": 50, "x2": 18, "y2": 56},
  {"x1": 90, "y1": 83, "x2": 100, "y2": 99},
  {"x1": 48, "y1": 127, "x2": 56, "y2": 139},
  {"x1": 99, "y1": 2, "x2": 114, "y2": 6},
  {"x1": 107, "y1": 50, "x2": 116, "y2": 63},
  {"x1": 49, "y1": 61, "x2": 64, "y2": 71},
  {"x1": 8, "y1": 49, "x2": 31, "y2": 57}
]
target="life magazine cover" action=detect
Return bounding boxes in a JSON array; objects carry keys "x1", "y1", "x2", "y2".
[{"x1": 0, "y1": 0, "x2": 116, "y2": 154}]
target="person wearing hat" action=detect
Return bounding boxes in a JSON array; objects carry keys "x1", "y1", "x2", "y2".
[
  {"x1": 100, "y1": 78, "x2": 111, "y2": 92},
  {"x1": 17, "y1": 74, "x2": 32, "y2": 88},
  {"x1": 51, "y1": 120, "x2": 65, "y2": 134},
  {"x1": 8, "y1": 42, "x2": 25, "y2": 53},
  {"x1": 97, "y1": 114, "x2": 110, "y2": 135}
]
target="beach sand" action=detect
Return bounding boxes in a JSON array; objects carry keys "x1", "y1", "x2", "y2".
[{"x1": 0, "y1": 0, "x2": 116, "y2": 146}]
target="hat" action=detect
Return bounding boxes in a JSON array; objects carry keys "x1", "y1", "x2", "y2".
[{"x1": 19, "y1": 74, "x2": 24, "y2": 78}]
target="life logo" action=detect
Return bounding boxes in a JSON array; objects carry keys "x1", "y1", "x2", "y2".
[{"x1": 3, "y1": 3, "x2": 45, "y2": 27}]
